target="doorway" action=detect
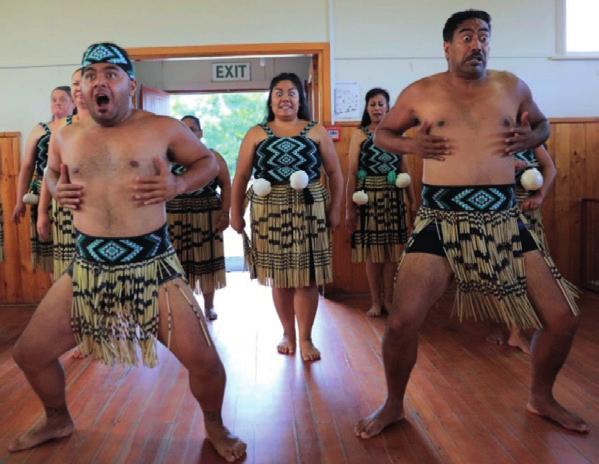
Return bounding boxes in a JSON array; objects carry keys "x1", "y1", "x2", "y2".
[{"x1": 170, "y1": 91, "x2": 268, "y2": 271}]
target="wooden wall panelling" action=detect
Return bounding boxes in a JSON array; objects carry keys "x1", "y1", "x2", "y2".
[
  {"x1": 0, "y1": 132, "x2": 51, "y2": 305},
  {"x1": 548, "y1": 123, "x2": 587, "y2": 283}
]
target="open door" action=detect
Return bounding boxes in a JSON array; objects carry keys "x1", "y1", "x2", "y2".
[{"x1": 140, "y1": 85, "x2": 170, "y2": 116}]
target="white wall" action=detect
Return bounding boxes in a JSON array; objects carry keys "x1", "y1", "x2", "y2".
[
  {"x1": 136, "y1": 57, "x2": 312, "y2": 93},
  {"x1": 333, "y1": 0, "x2": 599, "y2": 117},
  {"x1": 0, "y1": 0, "x2": 327, "y2": 149},
  {"x1": 1, "y1": 0, "x2": 598, "y2": 153}
]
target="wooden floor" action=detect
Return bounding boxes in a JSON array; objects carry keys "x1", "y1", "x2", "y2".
[{"x1": 0, "y1": 273, "x2": 598, "y2": 464}]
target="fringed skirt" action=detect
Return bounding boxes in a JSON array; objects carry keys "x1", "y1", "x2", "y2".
[
  {"x1": 167, "y1": 193, "x2": 226, "y2": 293},
  {"x1": 406, "y1": 184, "x2": 578, "y2": 329},
  {"x1": 68, "y1": 224, "x2": 185, "y2": 367},
  {"x1": 52, "y1": 199, "x2": 76, "y2": 280},
  {"x1": 351, "y1": 176, "x2": 408, "y2": 263},
  {"x1": 244, "y1": 182, "x2": 332, "y2": 288},
  {"x1": 516, "y1": 186, "x2": 548, "y2": 248},
  {"x1": 27, "y1": 173, "x2": 53, "y2": 272}
]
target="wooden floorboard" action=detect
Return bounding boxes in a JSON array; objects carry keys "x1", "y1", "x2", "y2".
[{"x1": 0, "y1": 273, "x2": 597, "y2": 464}]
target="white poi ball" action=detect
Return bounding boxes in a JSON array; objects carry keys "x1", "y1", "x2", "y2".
[
  {"x1": 395, "y1": 173, "x2": 411, "y2": 188},
  {"x1": 352, "y1": 190, "x2": 369, "y2": 205},
  {"x1": 290, "y1": 170, "x2": 309, "y2": 190},
  {"x1": 520, "y1": 168, "x2": 544, "y2": 191},
  {"x1": 252, "y1": 178, "x2": 272, "y2": 197},
  {"x1": 22, "y1": 192, "x2": 39, "y2": 205}
]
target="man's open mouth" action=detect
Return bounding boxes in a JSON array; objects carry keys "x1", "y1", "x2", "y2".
[{"x1": 95, "y1": 94, "x2": 110, "y2": 107}]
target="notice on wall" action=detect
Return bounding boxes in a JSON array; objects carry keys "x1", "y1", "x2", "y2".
[
  {"x1": 212, "y1": 63, "x2": 251, "y2": 81},
  {"x1": 334, "y1": 81, "x2": 360, "y2": 121}
]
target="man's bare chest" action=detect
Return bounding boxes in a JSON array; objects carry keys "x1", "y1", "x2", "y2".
[
  {"x1": 63, "y1": 134, "x2": 166, "y2": 179},
  {"x1": 418, "y1": 87, "x2": 519, "y2": 132}
]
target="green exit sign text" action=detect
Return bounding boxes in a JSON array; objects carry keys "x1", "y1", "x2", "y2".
[{"x1": 212, "y1": 63, "x2": 251, "y2": 81}]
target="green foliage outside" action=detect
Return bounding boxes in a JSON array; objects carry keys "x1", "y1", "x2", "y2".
[{"x1": 171, "y1": 92, "x2": 268, "y2": 176}]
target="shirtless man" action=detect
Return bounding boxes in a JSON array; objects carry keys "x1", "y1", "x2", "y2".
[
  {"x1": 354, "y1": 10, "x2": 588, "y2": 438},
  {"x1": 9, "y1": 43, "x2": 246, "y2": 462}
]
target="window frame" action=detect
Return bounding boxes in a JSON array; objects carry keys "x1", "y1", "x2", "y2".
[{"x1": 554, "y1": 0, "x2": 599, "y2": 60}]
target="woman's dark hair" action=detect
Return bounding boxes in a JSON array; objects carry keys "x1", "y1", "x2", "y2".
[
  {"x1": 443, "y1": 10, "x2": 491, "y2": 42},
  {"x1": 266, "y1": 72, "x2": 311, "y2": 122},
  {"x1": 53, "y1": 86, "x2": 72, "y2": 98},
  {"x1": 182, "y1": 114, "x2": 201, "y2": 129},
  {"x1": 360, "y1": 87, "x2": 390, "y2": 127}
]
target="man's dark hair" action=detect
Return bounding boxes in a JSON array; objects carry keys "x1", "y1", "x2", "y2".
[
  {"x1": 443, "y1": 10, "x2": 491, "y2": 42},
  {"x1": 182, "y1": 115, "x2": 201, "y2": 129},
  {"x1": 266, "y1": 72, "x2": 311, "y2": 122},
  {"x1": 360, "y1": 87, "x2": 390, "y2": 128}
]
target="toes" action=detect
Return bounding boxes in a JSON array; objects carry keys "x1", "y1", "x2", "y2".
[{"x1": 233, "y1": 442, "x2": 247, "y2": 459}]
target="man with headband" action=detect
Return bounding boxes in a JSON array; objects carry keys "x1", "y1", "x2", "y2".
[
  {"x1": 9, "y1": 42, "x2": 247, "y2": 462},
  {"x1": 355, "y1": 10, "x2": 587, "y2": 439}
]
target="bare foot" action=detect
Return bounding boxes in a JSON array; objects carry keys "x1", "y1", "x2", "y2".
[
  {"x1": 507, "y1": 328, "x2": 531, "y2": 355},
  {"x1": 354, "y1": 402, "x2": 405, "y2": 439},
  {"x1": 486, "y1": 326, "x2": 506, "y2": 345},
  {"x1": 71, "y1": 347, "x2": 87, "y2": 359},
  {"x1": 366, "y1": 305, "x2": 382, "y2": 317},
  {"x1": 383, "y1": 300, "x2": 393, "y2": 314},
  {"x1": 205, "y1": 422, "x2": 246, "y2": 462},
  {"x1": 526, "y1": 398, "x2": 589, "y2": 433},
  {"x1": 9, "y1": 409, "x2": 74, "y2": 452},
  {"x1": 277, "y1": 334, "x2": 296, "y2": 355},
  {"x1": 300, "y1": 339, "x2": 321, "y2": 362},
  {"x1": 205, "y1": 306, "x2": 218, "y2": 321}
]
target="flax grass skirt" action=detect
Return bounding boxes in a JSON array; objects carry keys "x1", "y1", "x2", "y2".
[
  {"x1": 406, "y1": 207, "x2": 578, "y2": 329},
  {"x1": 351, "y1": 176, "x2": 408, "y2": 263},
  {"x1": 70, "y1": 250, "x2": 185, "y2": 367},
  {"x1": 29, "y1": 205, "x2": 53, "y2": 273},
  {"x1": 516, "y1": 187, "x2": 548, "y2": 248},
  {"x1": 244, "y1": 183, "x2": 332, "y2": 288},
  {"x1": 167, "y1": 195, "x2": 226, "y2": 294},
  {"x1": 51, "y1": 200, "x2": 76, "y2": 280}
]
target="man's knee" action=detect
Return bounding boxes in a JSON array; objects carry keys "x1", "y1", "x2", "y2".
[
  {"x1": 543, "y1": 310, "x2": 580, "y2": 335},
  {"x1": 386, "y1": 315, "x2": 420, "y2": 343},
  {"x1": 189, "y1": 350, "x2": 224, "y2": 379},
  {"x1": 12, "y1": 338, "x2": 44, "y2": 373}
]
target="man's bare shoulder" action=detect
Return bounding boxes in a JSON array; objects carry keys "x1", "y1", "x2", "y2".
[
  {"x1": 399, "y1": 72, "x2": 447, "y2": 99},
  {"x1": 487, "y1": 70, "x2": 523, "y2": 87},
  {"x1": 130, "y1": 110, "x2": 188, "y2": 136},
  {"x1": 55, "y1": 119, "x2": 82, "y2": 142}
]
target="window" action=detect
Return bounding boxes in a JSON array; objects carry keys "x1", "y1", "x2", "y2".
[{"x1": 557, "y1": 0, "x2": 599, "y2": 57}]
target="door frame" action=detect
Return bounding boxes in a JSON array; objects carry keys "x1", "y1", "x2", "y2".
[{"x1": 126, "y1": 42, "x2": 332, "y2": 124}]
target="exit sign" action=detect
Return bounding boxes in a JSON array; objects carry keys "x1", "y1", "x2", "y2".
[{"x1": 212, "y1": 63, "x2": 251, "y2": 81}]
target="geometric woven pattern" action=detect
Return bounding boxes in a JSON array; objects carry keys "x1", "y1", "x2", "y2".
[
  {"x1": 34, "y1": 122, "x2": 51, "y2": 178},
  {"x1": 359, "y1": 128, "x2": 401, "y2": 176},
  {"x1": 75, "y1": 224, "x2": 172, "y2": 264},
  {"x1": 81, "y1": 43, "x2": 135, "y2": 79},
  {"x1": 422, "y1": 184, "x2": 515, "y2": 212},
  {"x1": 254, "y1": 122, "x2": 322, "y2": 183}
]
